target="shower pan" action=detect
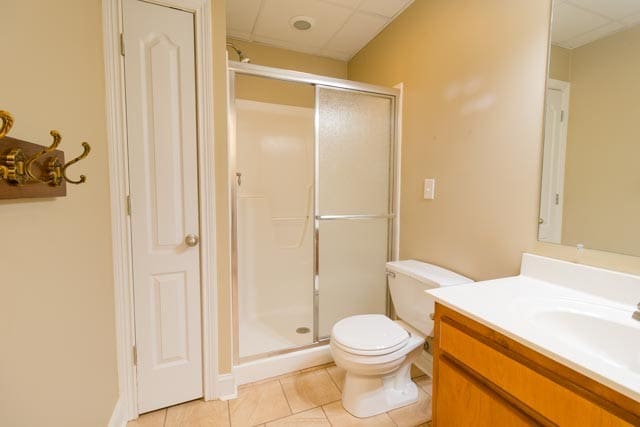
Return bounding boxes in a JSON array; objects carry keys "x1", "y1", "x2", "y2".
[{"x1": 228, "y1": 61, "x2": 399, "y2": 364}]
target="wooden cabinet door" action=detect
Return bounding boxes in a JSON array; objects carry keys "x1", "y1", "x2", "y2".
[{"x1": 435, "y1": 357, "x2": 538, "y2": 427}]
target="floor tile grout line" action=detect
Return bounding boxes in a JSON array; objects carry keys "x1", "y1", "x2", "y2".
[
  {"x1": 324, "y1": 367, "x2": 343, "y2": 392},
  {"x1": 280, "y1": 370, "x2": 340, "y2": 416},
  {"x1": 255, "y1": 405, "x2": 331, "y2": 427},
  {"x1": 319, "y1": 404, "x2": 333, "y2": 426},
  {"x1": 278, "y1": 378, "x2": 295, "y2": 417}
]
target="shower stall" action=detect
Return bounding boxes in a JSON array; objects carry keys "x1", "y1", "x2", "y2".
[{"x1": 228, "y1": 61, "x2": 399, "y2": 364}]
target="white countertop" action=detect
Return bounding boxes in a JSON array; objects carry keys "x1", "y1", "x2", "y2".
[{"x1": 427, "y1": 254, "x2": 640, "y2": 403}]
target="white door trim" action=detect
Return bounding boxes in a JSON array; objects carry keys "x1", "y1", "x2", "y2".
[{"x1": 102, "y1": 0, "x2": 218, "y2": 420}]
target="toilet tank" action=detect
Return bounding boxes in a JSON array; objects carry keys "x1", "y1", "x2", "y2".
[{"x1": 386, "y1": 260, "x2": 473, "y2": 336}]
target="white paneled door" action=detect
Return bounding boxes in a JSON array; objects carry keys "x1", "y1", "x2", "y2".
[
  {"x1": 123, "y1": 0, "x2": 202, "y2": 413},
  {"x1": 539, "y1": 80, "x2": 569, "y2": 244}
]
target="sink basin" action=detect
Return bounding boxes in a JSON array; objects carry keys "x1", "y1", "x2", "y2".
[{"x1": 515, "y1": 297, "x2": 640, "y2": 376}]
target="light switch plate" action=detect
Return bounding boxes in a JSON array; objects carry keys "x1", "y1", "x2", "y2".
[{"x1": 424, "y1": 179, "x2": 435, "y2": 200}]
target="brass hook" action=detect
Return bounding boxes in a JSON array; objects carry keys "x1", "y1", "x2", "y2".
[
  {"x1": 25, "y1": 130, "x2": 62, "y2": 184},
  {"x1": 0, "y1": 111, "x2": 26, "y2": 184},
  {"x1": 62, "y1": 142, "x2": 91, "y2": 184},
  {"x1": 0, "y1": 110, "x2": 14, "y2": 139}
]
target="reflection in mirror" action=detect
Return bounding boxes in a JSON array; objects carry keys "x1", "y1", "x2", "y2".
[{"x1": 538, "y1": 0, "x2": 640, "y2": 257}]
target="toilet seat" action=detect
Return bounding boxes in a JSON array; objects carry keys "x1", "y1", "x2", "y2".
[{"x1": 332, "y1": 314, "x2": 410, "y2": 356}]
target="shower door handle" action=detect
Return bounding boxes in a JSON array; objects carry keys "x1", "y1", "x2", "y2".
[{"x1": 316, "y1": 214, "x2": 395, "y2": 220}]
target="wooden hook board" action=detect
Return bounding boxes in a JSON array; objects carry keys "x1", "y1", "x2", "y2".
[{"x1": 0, "y1": 136, "x2": 66, "y2": 199}]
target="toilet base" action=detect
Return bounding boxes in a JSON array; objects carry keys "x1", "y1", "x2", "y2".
[{"x1": 341, "y1": 355, "x2": 419, "y2": 418}]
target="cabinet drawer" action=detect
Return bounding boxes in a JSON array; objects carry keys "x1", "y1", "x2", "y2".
[
  {"x1": 438, "y1": 319, "x2": 631, "y2": 427},
  {"x1": 436, "y1": 356, "x2": 536, "y2": 426}
]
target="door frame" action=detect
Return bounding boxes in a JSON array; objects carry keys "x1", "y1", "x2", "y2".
[{"x1": 102, "y1": 0, "x2": 218, "y2": 420}]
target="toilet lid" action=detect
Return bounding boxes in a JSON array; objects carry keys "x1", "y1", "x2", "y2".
[{"x1": 331, "y1": 315, "x2": 410, "y2": 355}]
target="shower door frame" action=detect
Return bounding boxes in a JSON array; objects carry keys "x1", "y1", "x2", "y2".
[{"x1": 228, "y1": 61, "x2": 400, "y2": 364}]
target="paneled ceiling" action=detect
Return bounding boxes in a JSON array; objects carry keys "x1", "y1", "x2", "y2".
[
  {"x1": 227, "y1": 0, "x2": 414, "y2": 61},
  {"x1": 552, "y1": 0, "x2": 640, "y2": 49}
]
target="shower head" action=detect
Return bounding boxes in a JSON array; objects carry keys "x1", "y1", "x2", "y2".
[{"x1": 226, "y1": 42, "x2": 251, "y2": 63}]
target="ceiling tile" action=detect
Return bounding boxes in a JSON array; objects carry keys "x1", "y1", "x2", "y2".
[
  {"x1": 227, "y1": 0, "x2": 263, "y2": 33},
  {"x1": 552, "y1": 1, "x2": 610, "y2": 43},
  {"x1": 562, "y1": 21, "x2": 625, "y2": 48},
  {"x1": 253, "y1": 0, "x2": 353, "y2": 48},
  {"x1": 324, "y1": 12, "x2": 388, "y2": 55},
  {"x1": 565, "y1": 0, "x2": 640, "y2": 20},
  {"x1": 227, "y1": 30, "x2": 252, "y2": 41},
  {"x1": 252, "y1": 35, "x2": 321, "y2": 56},
  {"x1": 359, "y1": 0, "x2": 412, "y2": 18},
  {"x1": 318, "y1": 49, "x2": 352, "y2": 61},
  {"x1": 319, "y1": 0, "x2": 362, "y2": 9}
]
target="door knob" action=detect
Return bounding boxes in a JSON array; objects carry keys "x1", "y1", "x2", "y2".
[
  {"x1": 185, "y1": 234, "x2": 199, "y2": 247},
  {"x1": 538, "y1": 218, "x2": 544, "y2": 225}
]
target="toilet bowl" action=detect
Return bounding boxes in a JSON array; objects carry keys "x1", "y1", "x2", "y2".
[{"x1": 330, "y1": 260, "x2": 473, "y2": 418}]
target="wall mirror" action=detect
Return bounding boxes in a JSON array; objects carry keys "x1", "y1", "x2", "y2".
[{"x1": 538, "y1": 0, "x2": 640, "y2": 257}]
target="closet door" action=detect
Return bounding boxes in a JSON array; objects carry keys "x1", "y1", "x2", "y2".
[{"x1": 123, "y1": 0, "x2": 202, "y2": 413}]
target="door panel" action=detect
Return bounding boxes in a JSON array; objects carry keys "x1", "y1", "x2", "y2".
[
  {"x1": 152, "y1": 272, "x2": 189, "y2": 364},
  {"x1": 317, "y1": 218, "x2": 389, "y2": 338},
  {"x1": 316, "y1": 86, "x2": 394, "y2": 339},
  {"x1": 317, "y1": 88, "x2": 393, "y2": 216},
  {"x1": 123, "y1": 0, "x2": 202, "y2": 413},
  {"x1": 232, "y1": 76, "x2": 315, "y2": 359}
]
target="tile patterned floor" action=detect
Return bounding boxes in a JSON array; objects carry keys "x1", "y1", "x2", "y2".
[{"x1": 128, "y1": 364, "x2": 433, "y2": 427}]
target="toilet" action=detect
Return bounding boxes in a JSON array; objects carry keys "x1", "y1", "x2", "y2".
[{"x1": 330, "y1": 260, "x2": 473, "y2": 418}]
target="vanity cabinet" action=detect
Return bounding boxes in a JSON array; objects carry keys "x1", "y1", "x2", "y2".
[{"x1": 432, "y1": 303, "x2": 640, "y2": 427}]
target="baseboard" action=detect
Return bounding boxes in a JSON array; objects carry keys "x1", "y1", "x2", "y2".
[
  {"x1": 233, "y1": 344, "x2": 333, "y2": 387},
  {"x1": 108, "y1": 397, "x2": 128, "y2": 427},
  {"x1": 216, "y1": 373, "x2": 238, "y2": 401}
]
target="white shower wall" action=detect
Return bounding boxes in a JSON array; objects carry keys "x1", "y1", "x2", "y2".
[{"x1": 236, "y1": 100, "x2": 314, "y2": 358}]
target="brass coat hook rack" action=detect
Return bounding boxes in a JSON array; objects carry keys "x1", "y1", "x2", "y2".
[{"x1": 0, "y1": 110, "x2": 91, "y2": 199}]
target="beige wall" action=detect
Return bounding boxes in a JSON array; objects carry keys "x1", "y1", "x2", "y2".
[
  {"x1": 215, "y1": 35, "x2": 347, "y2": 372},
  {"x1": 549, "y1": 45, "x2": 571, "y2": 81},
  {"x1": 235, "y1": 74, "x2": 316, "y2": 108},
  {"x1": 348, "y1": 0, "x2": 551, "y2": 280},
  {"x1": 533, "y1": 241, "x2": 640, "y2": 275},
  {"x1": 230, "y1": 38, "x2": 347, "y2": 108},
  {"x1": 0, "y1": 1, "x2": 118, "y2": 426},
  {"x1": 560, "y1": 26, "x2": 640, "y2": 257},
  {"x1": 228, "y1": 39, "x2": 348, "y2": 78}
]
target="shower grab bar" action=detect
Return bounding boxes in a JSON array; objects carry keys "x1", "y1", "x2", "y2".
[
  {"x1": 271, "y1": 216, "x2": 309, "y2": 221},
  {"x1": 316, "y1": 214, "x2": 395, "y2": 220}
]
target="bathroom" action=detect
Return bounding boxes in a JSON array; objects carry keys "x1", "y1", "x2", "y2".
[{"x1": 1, "y1": 0, "x2": 639, "y2": 426}]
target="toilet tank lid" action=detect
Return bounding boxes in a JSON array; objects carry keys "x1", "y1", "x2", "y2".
[{"x1": 386, "y1": 260, "x2": 473, "y2": 287}]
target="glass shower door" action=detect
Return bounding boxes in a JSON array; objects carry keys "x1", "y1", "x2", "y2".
[
  {"x1": 233, "y1": 74, "x2": 316, "y2": 359},
  {"x1": 316, "y1": 86, "x2": 395, "y2": 339}
]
